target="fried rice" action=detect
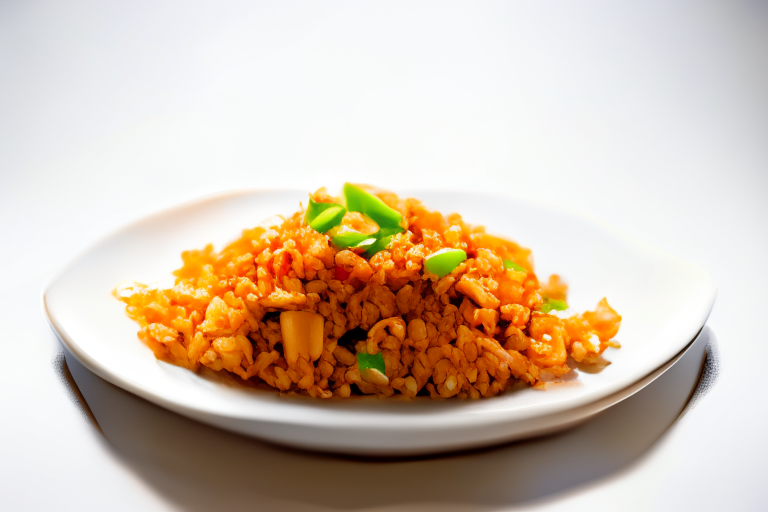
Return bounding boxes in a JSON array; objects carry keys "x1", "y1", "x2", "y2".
[{"x1": 115, "y1": 185, "x2": 622, "y2": 399}]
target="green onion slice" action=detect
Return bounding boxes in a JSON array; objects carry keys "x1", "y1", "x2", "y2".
[
  {"x1": 540, "y1": 298, "x2": 568, "y2": 313},
  {"x1": 328, "y1": 224, "x2": 399, "y2": 256},
  {"x1": 357, "y1": 351, "x2": 385, "y2": 374},
  {"x1": 425, "y1": 248, "x2": 467, "y2": 278},
  {"x1": 503, "y1": 259, "x2": 527, "y2": 272},
  {"x1": 305, "y1": 198, "x2": 346, "y2": 233},
  {"x1": 331, "y1": 230, "x2": 372, "y2": 249},
  {"x1": 343, "y1": 183, "x2": 404, "y2": 231},
  {"x1": 376, "y1": 226, "x2": 404, "y2": 237},
  {"x1": 363, "y1": 234, "x2": 393, "y2": 256}
]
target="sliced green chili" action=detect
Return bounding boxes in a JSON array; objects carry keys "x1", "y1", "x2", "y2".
[
  {"x1": 357, "y1": 351, "x2": 385, "y2": 374},
  {"x1": 425, "y1": 248, "x2": 467, "y2": 278},
  {"x1": 305, "y1": 198, "x2": 346, "y2": 233}
]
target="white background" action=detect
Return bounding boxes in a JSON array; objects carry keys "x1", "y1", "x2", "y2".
[{"x1": 2, "y1": 1, "x2": 767, "y2": 510}]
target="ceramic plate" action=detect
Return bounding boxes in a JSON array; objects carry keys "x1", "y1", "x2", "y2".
[{"x1": 42, "y1": 190, "x2": 715, "y2": 455}]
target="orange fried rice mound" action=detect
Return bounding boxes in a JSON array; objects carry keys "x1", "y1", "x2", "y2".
[{"x1": 115, "y1": 186, "x2": 622, "y2": 399}]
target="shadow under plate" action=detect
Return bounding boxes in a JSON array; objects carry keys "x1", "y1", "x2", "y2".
[{"x1": 56, "y1": 327, "x2": 715, "y2": 510}]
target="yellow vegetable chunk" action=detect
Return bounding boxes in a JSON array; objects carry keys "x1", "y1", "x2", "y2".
[{"x1": 279, "y1": 311, "x2": 324, "y2": 366}]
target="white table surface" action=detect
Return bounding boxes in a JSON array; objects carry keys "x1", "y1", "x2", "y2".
[{"x1": 2, "y1": 1, "x2": 766, "y2": 510}]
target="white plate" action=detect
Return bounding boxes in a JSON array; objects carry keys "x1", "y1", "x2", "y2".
[{"x1": 42, "y1": 189, "x2": 716, "y2": 455}]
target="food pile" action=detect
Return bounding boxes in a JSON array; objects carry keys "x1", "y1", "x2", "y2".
[{"x1": 116, "y1": 184, "x2": 621, "y2": 399}]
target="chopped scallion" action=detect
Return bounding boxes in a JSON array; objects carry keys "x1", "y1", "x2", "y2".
[
  {"x1": 540, "y1": 298, "x2": 568, "y2": 313},
  {"x1": 503, "y1": 259, "x2": 526, "y2": 272},
  {"x1": 305, "y1": 198, "x2": 346, "y2": 233},
  {"x1": 425, "y1": 248, "x2": 467, "y2": 278},
  {"x1": 363, "y1": 234, "x2": 393, "y2": 256},
  {"x1": 343, "y1": 183, "x2": 404, "y2": 231},
  {"x1": 331, "y1": 231, "x2": 372, "y2": 249},
  {"x1": 357, "y1": 351, "x2": 385, "y2": 374}
]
